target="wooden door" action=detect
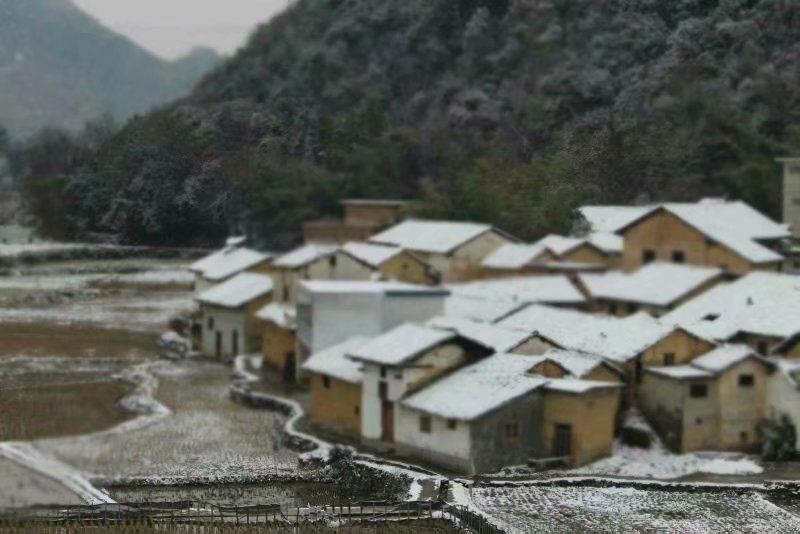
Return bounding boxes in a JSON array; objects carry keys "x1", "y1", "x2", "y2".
[
  {"x1": 554, "y1": 423, "x2": 572, "y2": 458},
  {"x1": 381, "y1": 401, "x2": 394, "y2": 443}
]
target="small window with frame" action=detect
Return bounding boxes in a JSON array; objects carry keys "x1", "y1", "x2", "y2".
[
  {"x1": 207, "y1": 316, "x2": 214, "y2": 329},
  {"x1": 738, "y1": 374, "x2": 754, "y2": 388},
  {"x1": 672, "y1": 250, "x2": 685, "y2": 263},
  {"x1": 420, "y1": 415, "x2": 432, "y2": 433},
  {"x1": 447, "y1": 419, "x2": 457, "y2": 430},
  {"x1": 505, "y1": 421, "x2": 521, "y2": 443},
  {"x1": 643, "y1": 250, "x2": 656, "y2": 263},
  {"x1": 322, "y1": 375, "x2": 331, "y2": 389},
  {"x1": 689, "y1": 383, "x2": 708, "y2": 398},
  {"x1": 663, "y1": 353, "x2": 675, "y2": 366}
]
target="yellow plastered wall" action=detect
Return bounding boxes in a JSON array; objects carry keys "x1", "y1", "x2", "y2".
[
  {"x1": 714, "y1": 358, "x2": 769, "y2": 451},
  {"x1": 261, "y1": 321, "x2": 297, "y2": 372},
  {"x1": 378, "y1": 252, "x2": 439, "y2": 285},
  {"x1": 445, "y1": 230, "x2": 515, "y2": 282},
  {"x1": 244, "y1": 294, "x2": 273, "y2": 351},
  {"x1": 531, "y1": 360, "x2": 568, "y2": 378},
  {"x1": 562, "y1": 244, "x2": 607, "y2": 266},
  {"x1": 583, "y1": 365, "x2": 623, "y2": 383},
  {"x1": 542, "y1": 388, "x2": 621, "y2": 466},
  {"x1": 620, "y1": 210, "x2": 769, "y2": 274},
  {"x1": 511, "y1": 337, "x2": 560, "y2": 356},
  {"x1": 639, "y1": 330, "x2": 716, "y2": 367},
  {"x1": 309, "y1": 374, "x2": 362, "y2": 436}
]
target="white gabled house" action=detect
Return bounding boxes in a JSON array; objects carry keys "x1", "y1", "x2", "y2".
[
  {"x1": 189, "y1": 245, "x2": 272, "y2": 293},
  {"x1": 196, "y1": 272, "x2": 274, "y2": 360}
]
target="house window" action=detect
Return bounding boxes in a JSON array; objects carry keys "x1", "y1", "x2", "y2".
[
  {"x1": 740, "y1": 431, "x2": 748, "y2": 443},
  {"x1": 695, "y1": 417, "x2": 703, "y2": 425},
  {"x1": 329, "y1": 255, "x2": 337, "y2": 267},
  {"x1": 402, "y1": 262, "x2": 409, "y2": 271},
  {"x1": 643, "y1": 250, "x2": 656, "y2": 264},
  {"x1": 738, "y1": 374, "x2": 754, "y2": 387},
  {"x1": 322, "y1": 375, "x2": 331, "y2": 389},
  {"x1": 690, "y1": 383, "x2": 708, "y2": 398},
  {"x1": 505, "y1": 421, "x2": 521, "y2": 443},
  {"x1": 378, "y1": 381, "x2": 388, "y2": 399},
  {"x1": 207, "y1": 316, "x2": 214, "y2": 329},
  {"x1": 672, "y1": 250, "x2": 685, "y2": 263},
  {"x1": 354, "y1": 405, "x2": 360, "y2": 416},
  {"x1": 447, "y1": 419, "x2": 457, "y2": 430},
  {"x1": 420, "y1": 415, "x2": 432, "y2": 433},
  {"x1": 380, "y1": 366, "x2": 387, "y2": 378},
  {"x1": 609, "y1": 303, "x2": 618, "y2": 315},
  {"x1": 702, "y1": 313, "x2": 719, "y2": 322},
  {"x1": 663, "y1": 353, "x2": 675, "y2": 366},
  {"x1": 627, "y1": 303, "x2": 638, "y2": 314},
  {"x1": 757, "y1": 341, "x2": 768, "y2": 355}
]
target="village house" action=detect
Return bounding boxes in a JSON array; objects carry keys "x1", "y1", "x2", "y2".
[
  {"x1": 639, "y1": 344, "x2": 773, "y2": 453},
  {"x1": 426, "y1": 315, "x2": 543, "y2": 353},
  {"x1": 189, "y1": 242, "x2": 273, "y2": 293},
  {"x1": 331, "y1": 241, "x2": 439, "y2": 285},
  {"x1": 663, "y1": 271, "x2": 800, "y2": 356},
  {"x1": 302, "y1": 199, "x2": 407, "y2": 244},
  {"x1": 256, "y1": 302, "x2": 298, "y2": 381},
  {"x1": 533, "y1": 234, "x2": 622, "y2": 268},
  {"x1": 591, "y1": 199, "x2": 790, "y2": 274},
  {"x1": 577, "y1": 262, "x2": 726, "y2": 317},
  {"x1": 480, "y1": 243, "x2": 557, "y2": 277},
  {"x1": 368, "y1": 219, "x2": 516, "y2": 282},
  {"x1": 396, "y1": 353, "x2": 548, "y2": 474},
  {"x1": 295, "y1": 280, "x2": 449, "y2": 373},
  {"x1": 269, "y1": 243, "x2": 338, "y2": 304},
  {"x1": 302, "y1": 336, "x2": 370, "y2": 437},
  {"x1": 196, "y1": 272, "x2": 274, "y2": 360},
  {"x1": 347, "y1": 323, "x2": 494, "y2": 447}
]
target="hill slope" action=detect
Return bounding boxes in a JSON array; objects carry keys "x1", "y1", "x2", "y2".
[
  {"x1": 18, "y1": 0, "x2": 800, "y2": 247},
  {"x1": 0, "y1": 0, "x2": 219, "y2": 137}
]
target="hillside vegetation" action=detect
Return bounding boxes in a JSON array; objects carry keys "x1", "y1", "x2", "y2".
[
  {"x1": 0, "y1": 0, "x2": 218, "y2": 138},
  {"x1": 17, "y1": 0, "x2": 800, "y2": 247}
]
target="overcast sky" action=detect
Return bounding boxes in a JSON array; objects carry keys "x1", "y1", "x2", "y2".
[{"x1": 73, "y1": 0, "x2": 291, "y2": 60}]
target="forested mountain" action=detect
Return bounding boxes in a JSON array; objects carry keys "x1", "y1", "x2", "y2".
[
  {"x1": 0, "y1": 0, "x2": 219, "y2": 137},
  {"x1": 18, "y1": 0, "x2": 800, "y2": 247}
]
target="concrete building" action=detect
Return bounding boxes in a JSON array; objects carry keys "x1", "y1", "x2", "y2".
[
  {"x1": 196, "y1": 272, "x2": 274, "y2": 360},
  {"x1": 295, "y1": 280, "x2": 449, "y2": 370},
  {"x1": 369, "y1": 219, "x2": 516, "y2": 282},
  {"x1": 577, "y1": 263, "x2": 726, "y2": 317},
  {"x1": 348, "y1": 323, "x2": 493, "y2": 447},
  {"x1": 302, "y1": 336, "x2": 369, "y2": 437},
  {"x1": 332, "y1": 242, "x2": 439, "y2": 285},
  {"x1": 639, "y1": 345, "x2": 774, "y2": 453},
  {"x1": 189, "y1": 245, "x2": 272, "y2": 293},
  {"x1": 303, "y1": 199, "x2": 406, "y2": 244}
]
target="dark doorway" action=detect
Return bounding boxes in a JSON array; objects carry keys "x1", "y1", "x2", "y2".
[
  {"x1": 554, "y1": 423, "x2": 572, "y2": 458},
  {"x1": 381, "y1": 401, "x2": 394, "y2": 443},
  {"x1": 232, "y1": 330, "x2": 239, "y2": 357},
  {"x1": 283, "y1": 351, "x2": 296, "y2": 382},
  {"x1": 215, "y1": 332, "x2": 222, "y2": 359}
]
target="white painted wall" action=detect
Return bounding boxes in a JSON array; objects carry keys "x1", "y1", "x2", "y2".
[
  {"x1": 395, "y1": 407, "x2": 472, "y2": 461},
  {"x1": 201, "y1": 305, "x2": 247, "y2": 360},
  {"x1": 381, "y1": 294, "x2": 445, "y2": 329}
]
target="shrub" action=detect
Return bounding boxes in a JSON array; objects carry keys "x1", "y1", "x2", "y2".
[
  {"x1": 757, "y1": 414, "x2": 797, "y2": 461},
  {"x1": 620, "y1": 426, "x2": 652, "y2": 449}
]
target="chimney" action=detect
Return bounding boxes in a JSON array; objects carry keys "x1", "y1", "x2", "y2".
[{"x1": 777, "y1": 157, "x2": 800, "y2": 239}]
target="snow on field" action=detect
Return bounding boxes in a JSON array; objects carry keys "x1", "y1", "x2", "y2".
[
  {"x1": 0, "y1": 242, "x2": 86, "y2": 258},
  {"x1": 471, "y1": 485, "x2": 800, "y2": 532},
  {"x1": 33, "y1": 360, "x2": 299, "y2": 484},
  {"x1": 98, "y1": 269, "x2": 194, "y2": 287}
]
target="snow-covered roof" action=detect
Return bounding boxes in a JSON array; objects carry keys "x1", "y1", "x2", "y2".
[
  {"x1": 497, "y1": 305, "x2": 673, "y2": 363},
  {"x1": 300, "y1": 280, "x2": 448, "y2": 296},
  {"x1": 255, "y1": 301, "x2": 296, "y2": 329},
  {"x1": 273, "y1": 243, "x2": 337, "y2": 269},
  {"x1": 579, "y1": 263, "x2": 723, "y2": 307},
  {"x1": 427, "y1": 315, "x2": 534, "y2": 353},
  {"x1": 662, "y1": 272, "x2": 800, "y2": 341},
  {"x1": 586, "y1": 232, "x2": 624, "y2": 254},
  {"x1": 617, "y1": 200, "x2": 789, "y2": 264},
  {"x1": 443, "y1": 294, "x2": 526, "y2": 323},
  {"x1": 196, "y1": 272, "x2": 273, "y2": 308},
  {"x1": 533, "y1": 234, "x2": 585, "y2": 257},
  {"x1": 578, "y1": 205, "x2": 652, "y2": 233},
  {"x1": 775, "y1": 359, "x2": 800, "y2": 388},
  {"x1": 646, "y1": 366, "x2": 713, "y2": 379},
  {"x1": 400, "y1": 353, "x2": 548, "y2": 421},
  {"x1": 302, "y1": 336, "x2": 369, "y2": 383},
  {"x1": 448, "y1": 275, "x2": 585, "y2": 305},
  {"x1": 480, "y1": 243, "x2": 549, "y2": 270},
  {"x1": 369, "y1": 219, "x2": 505, "y2": 254},
  {"x1": 190, "y1": 247, "x2": 271, "y2": 281},
  {"x1": 539, "y1": 349, "x2": 610, "y2": 378},
  {"x1": 544, "y1": 378, "x2": 622, "y2": 394},
  {"x1": 225, "y1": 236, "x2": 247, "y2": 247},
  {"x1": 341, "y1": 241, "x2": 404, "y2": 267},
  {"x1": 347, "y1": 323, "x2": 461, "y2": 366},
  {"x1": 691, "y1": 344, "x2": 757, "y2": 373}
]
